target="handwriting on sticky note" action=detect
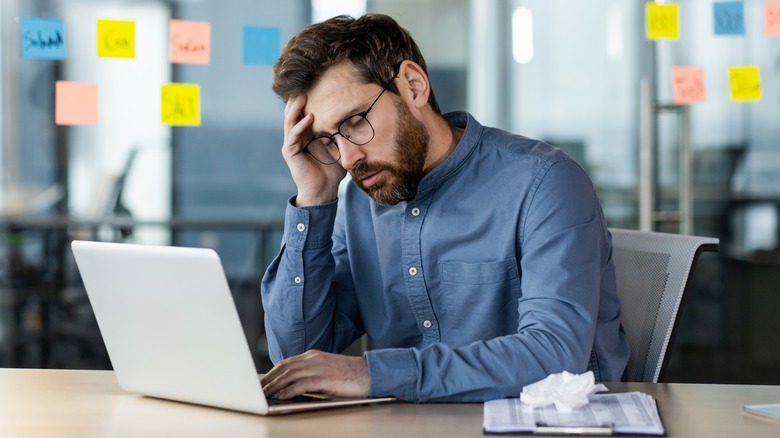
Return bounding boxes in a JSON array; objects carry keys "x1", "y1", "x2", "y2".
[
  {"x1": 714, "y1": 2, "x2": 745, "y2": 35},
  {"x1": 767, "y1": 1, "x2": 780, "y2": 36},
  {"x1": 169, "y1": 19, "x2": 211, "y2": 64},
  {"x1": 162, "y1": 84, "x2": 201, "y2": 126},
  {"x1": 22, "y1": 18, "x2": 66, "y2": 59},
  {"x1": 672, "y1": 67, "x2": 707, "y2": 105},
  {"x1": 646, "y1": 3, "x2": 680, "y2": 40},
  {"x1": 97, "y1": 19, "x2": 135, "y2": 58},
  {"x1": 55, "y1": 81, "x2": 98, "y2": 126},
  {"x1": 729, "y1": 66, "x2": 762, "y2": 102}
]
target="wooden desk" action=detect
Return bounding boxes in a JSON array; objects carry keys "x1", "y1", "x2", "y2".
[{"x1": 1, "y1": 369, "x2": 780, "y2": 437}]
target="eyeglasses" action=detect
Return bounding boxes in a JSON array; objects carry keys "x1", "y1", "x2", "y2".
[{"x1": 303, "y1": 72, "x2": 399, "y2": 165}]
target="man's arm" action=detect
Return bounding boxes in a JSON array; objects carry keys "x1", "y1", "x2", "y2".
[{"x1": 261, "y1": 198, "x2": 362, "y2": 362}]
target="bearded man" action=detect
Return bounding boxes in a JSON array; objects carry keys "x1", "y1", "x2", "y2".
[{"x1": 260, "y1": 14, "x2": 629, "y2": 403}]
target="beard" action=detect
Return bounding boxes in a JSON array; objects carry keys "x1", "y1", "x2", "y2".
[{"x1": 349, "y1": 100, "x2": 430, "y2": 206}]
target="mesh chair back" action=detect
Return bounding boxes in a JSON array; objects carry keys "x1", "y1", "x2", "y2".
[{"x1": 610, "y1": 228, "x2": 718, "y2": 382}]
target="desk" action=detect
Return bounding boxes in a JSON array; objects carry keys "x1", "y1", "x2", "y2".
[{"x1": 1, "y1": 369, "x2": 779, "y2": 437}]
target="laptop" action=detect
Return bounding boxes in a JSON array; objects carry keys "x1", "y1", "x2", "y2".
[{"x1": 71, "y1": 240, "x2": 395, "y2": 415}]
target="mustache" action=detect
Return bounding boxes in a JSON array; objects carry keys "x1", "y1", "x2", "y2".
[{"x1": 350, "y1": 162, "x2": 391, "y2": 181}]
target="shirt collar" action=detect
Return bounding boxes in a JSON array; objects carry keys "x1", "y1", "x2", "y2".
[{"x1": 415, "y1": 111, "x2": 482, "y2": 196}]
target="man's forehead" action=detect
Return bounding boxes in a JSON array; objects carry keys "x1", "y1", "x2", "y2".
[{"x1": 304, "y1": 66, "x2": 376, "y2": 131}]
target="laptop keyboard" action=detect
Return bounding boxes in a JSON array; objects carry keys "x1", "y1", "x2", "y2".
[{"x1": 266, "y1": 394, "x2": 333, "y2": 405}]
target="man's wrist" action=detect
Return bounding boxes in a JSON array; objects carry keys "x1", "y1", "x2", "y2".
[{"x1": 295, "y1": 193, "x2": 337, "y2": 207}]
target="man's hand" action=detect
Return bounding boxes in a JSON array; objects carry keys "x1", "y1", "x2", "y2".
[
  {"x1": 282, "y1": 95, "x2": 347, "y2": 207},
  {"x1": 261, "y1": 350, "x2": 370, "y2": 399}
]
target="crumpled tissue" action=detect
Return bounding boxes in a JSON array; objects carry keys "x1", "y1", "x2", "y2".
[{"x1": 519, "y1": 371, "x2": 608, "y2": 412}]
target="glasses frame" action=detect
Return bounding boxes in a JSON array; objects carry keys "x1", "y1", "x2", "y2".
[{"x1": 303, "y1": 71, "x2": 399, "y2": 165}]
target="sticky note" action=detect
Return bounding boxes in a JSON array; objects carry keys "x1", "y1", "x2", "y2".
[
  {"x1": 55, "y1": 81, "x2": 98, "y2": 125},
  {"x1": 161, "y1": 84, "x2": 201, "y2": 126},
  {"x1": 21, "y1": 18, "x2": 66, "y2": 59},
  {"x1": 169, "y1": 19, "x2": 211, "y2": 64},
  {"x1": 728, "y1": 66, "x2": 761, "y2": 102},
  {"x1": 646, "y1": 3, "x2": 680, "y2": 40},
  {"x1": 97, "y1": 19, "x2": 135, "y2": 58},
  {"x1": 672, "y1": 67, "x2": 707, "y2": 105},
  {"x1": 714, "y1": 2, "x2": 745, "y2": 35},
  {"x1": 767, "y1": 1, "x2": 780, "y2": 36},
  {"x1": 243, "y1": 26, "x2": 280, "y2": 65}
]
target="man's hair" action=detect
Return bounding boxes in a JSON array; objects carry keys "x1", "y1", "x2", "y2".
[{"x1": 272, "y1": 14, "x2": 441, "y2": 114}]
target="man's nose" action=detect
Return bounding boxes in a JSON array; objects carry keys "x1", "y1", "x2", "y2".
[{"x1": 337, "y1": 138, "x2": 367, "y2": 171}]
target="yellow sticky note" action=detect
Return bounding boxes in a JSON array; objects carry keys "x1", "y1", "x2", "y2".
[
  {"x1": 672, "y1": 67, "x2": 707, "y2": 105},
  {"x1": 767, "y1": 1, "x2": 780, "y2": 37},
  {"x1": 169, "y1": 19, "x2": 211, "y2": 64},
  {"x1": 162, "y1": 84, "x2": 201, "y2": 126},
  {"x1": 97, "y1": 19, "x2": 135, "y2": 58},
  {"x1": 646, "y1": 3, "x2": 680, "y2": 40},
  {"x1": 728, "y1": 66, "x2": 762, "y2": 102},
  {"x1": 55, "y1": 81, "x2": 98, "y2": 125}
]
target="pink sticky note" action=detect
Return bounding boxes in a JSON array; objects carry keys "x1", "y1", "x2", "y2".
[
  {"x1": 672, "y1": 67, "x2": 707, "y2": 105},
  {"x1": 767, "y1": 1, "x2": 780, "y2": 36},
  {"x1": 55, "y1": 81, "x2": 98, "y2": 125},
  {"x1": 169, "y1": 19, "x2": 211, "y2": 64}
]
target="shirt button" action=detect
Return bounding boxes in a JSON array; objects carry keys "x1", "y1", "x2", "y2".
[
  {"x1": 296, "y1": 223, "x2": 305, "y2": 232},
  {"x1": 423, "y1": 320, "x2": 432, "y2": 328},
  {"x1": 294, "y1": 276, "x2": 302, "y2": 284},
  {"x1": 411, "y1": 208, "x2": 420, "y2": 216},
  {"x1": 408, "y1": 267, "x2": 418, "y2": 276}
]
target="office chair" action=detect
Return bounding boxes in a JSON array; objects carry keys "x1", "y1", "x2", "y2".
[{"x1": 609, "y1": 228, "x2": 719, "y2": 383}]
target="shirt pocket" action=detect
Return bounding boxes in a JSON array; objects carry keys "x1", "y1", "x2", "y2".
[{"x1": 438, "y1": 259, "x2": 521, "y2": 340}]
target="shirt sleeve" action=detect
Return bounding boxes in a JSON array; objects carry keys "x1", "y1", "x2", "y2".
[
  {"x1": 365, "y1": 160, "x2": 613, "y2": 402},
  {"x1": 261, "y1": 197, "x2": 363, "y2": 363}
]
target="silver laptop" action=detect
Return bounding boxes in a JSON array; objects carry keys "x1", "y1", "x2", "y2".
[{"x1": 71, "y1": 240, "x2": 394, "y2": 415}]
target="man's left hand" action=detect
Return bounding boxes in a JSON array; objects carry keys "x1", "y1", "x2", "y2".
[{"x1": 260, "y1": 350, "x2": 370, "y2": 400}]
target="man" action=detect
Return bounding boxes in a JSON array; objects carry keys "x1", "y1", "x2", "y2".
[{"x1": 260, "y1": 14, "x2": 629, "y2": 403}]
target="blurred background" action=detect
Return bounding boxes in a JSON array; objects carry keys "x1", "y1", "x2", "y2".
[{"x1": 1, "y1": 0, "x2": 779, "y2": 384}]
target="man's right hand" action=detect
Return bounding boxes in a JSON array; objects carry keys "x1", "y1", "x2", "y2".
[{"x1": 281, "y1": 95, "x2": 347, "y2": 207}]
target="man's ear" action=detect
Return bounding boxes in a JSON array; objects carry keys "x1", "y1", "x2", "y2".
[{"x1": 398, "y1": 60, "x2": 430, "y2": 110}]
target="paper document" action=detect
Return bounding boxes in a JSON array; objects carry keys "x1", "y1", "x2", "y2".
[{"x1": 484, "y1": 392, "x2": 665, "y2": 435}]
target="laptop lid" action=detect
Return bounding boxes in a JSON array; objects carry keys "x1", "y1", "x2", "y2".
[{"x1": 71, "y1": 240, "x2": 394, "y2": 415}]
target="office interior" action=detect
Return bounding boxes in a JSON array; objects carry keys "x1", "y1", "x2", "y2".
[{"x1": 0, "y1": 0, "x2": 778, "y2": 385}]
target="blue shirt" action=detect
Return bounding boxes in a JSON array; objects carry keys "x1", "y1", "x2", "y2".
[{"x1": 261, "y1": 111, "x2": 630, "y2": 403}]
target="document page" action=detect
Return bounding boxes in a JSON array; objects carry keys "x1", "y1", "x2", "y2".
[{"x1": 483, "y1": 392, "x2": 665, "y2": 435}]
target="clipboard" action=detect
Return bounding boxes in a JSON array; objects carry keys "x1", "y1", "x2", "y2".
[{"x1": 483, "y1": 393, "x2": 665, "y2": 436}]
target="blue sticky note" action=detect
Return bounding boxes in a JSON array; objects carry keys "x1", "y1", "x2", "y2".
[
  {"x1": 21, "y1": 17, "x2": 66, "y2": 59},
  {"x1": 714, "y1": 2, "x2": 745, "y2": 36},
  {"x1": 243, "y1": 26, "x2": 280, "y2": 66}
]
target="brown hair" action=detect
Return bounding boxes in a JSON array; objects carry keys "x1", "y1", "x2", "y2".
[{"x1": 272, "y1": 14, "x2": 441, "y2": 114}]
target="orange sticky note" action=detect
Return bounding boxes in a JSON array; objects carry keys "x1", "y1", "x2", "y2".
[
  {"x1": 161, "y1": 83, "x2": 201, "y2": 126},
  {"x1": 97, "y1": 19, "x2": 135, "y2": 58},
  {"x1": 767, "y1": 1, "x2": 780, "y2": 36},
  {"x1": 55, "y1": 81, "x2": 98, "y2": 125},
  {"x1": 729, "y1": 66, "x2": 762, "y2": 102},
  {"x1": 672, "y1": 67, "x2": 707, "y2": 105},
  {"x1": 646, "y1": 3, "x2": 680, "y2": 40},
  {"x1": 169, "y1": 19, "x2": 211, "y2": 64}
]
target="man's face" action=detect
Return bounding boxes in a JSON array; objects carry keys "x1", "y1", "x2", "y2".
[
  {"x1": 349, "y1": 99, "x2": 429, "y2": 205},
  {"x1": 304, "y1": 63, "x2": 430, "y2": 205}
]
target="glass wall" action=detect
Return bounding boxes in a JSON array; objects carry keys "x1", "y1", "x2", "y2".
[{"x1": 2, "y1": 0, "x2": 779, "y2": 383}]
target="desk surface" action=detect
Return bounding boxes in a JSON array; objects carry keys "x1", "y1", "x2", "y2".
[{"x1": 1, "y1": 369, "x2": 779, "y2": 437}]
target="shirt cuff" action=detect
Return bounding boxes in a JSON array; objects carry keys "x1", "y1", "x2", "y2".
[
  {"x1": 365, "y1": 348, "x2": 418, "y2": 401},
  {"x1": 283, "y1": 196, "x2": 338, "y2": 249}
]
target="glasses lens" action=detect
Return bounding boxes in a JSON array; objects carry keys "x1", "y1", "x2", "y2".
[
  {"x1": 305, "y1": 136, "x2": 340, "y2": 164},
  {"x1": 339, "y1": 115, "x2": 374, "y2": 146}
]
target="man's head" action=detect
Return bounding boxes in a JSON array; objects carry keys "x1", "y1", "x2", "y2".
[{"x1": 273, "y1": 14, "x2": 442, "y2": 205}]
